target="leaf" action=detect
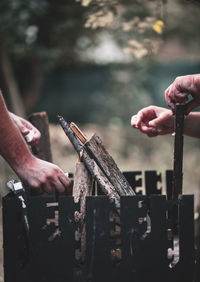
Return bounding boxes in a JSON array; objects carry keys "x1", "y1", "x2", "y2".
[
  {"x1": 85, "y1": 9, "x2": 114, "y2": 29},
  {"x1": 153, "y1": 20, "x2": 164, "y2": 35},
  {"x1": 81, "y1": 0, "x2": 92, "y2": 7}
]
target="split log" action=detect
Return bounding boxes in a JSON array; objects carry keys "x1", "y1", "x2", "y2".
[
  {"x1": 73, "y1": 162, "x2": 93, "y2": 261},
  {"x1": 28, "y1": 111, "x2": 52, "y2": 162},
  {"x1": 58, "y1": 116, "x2": 120, "y2": 207},
  {"x1": 85, "y1": 134, "x2": 135, "y2": 196}
]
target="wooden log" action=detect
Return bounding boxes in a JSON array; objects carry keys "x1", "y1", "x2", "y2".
[
  {"x1": 70, "y1": 122, "x2": 135, "y2": 197},
  {"x1": 73, "y1": 162, "x2": 93, "y2": 261},
  {"x1": 28, "y1": 111, "x2": 53, "y2": 162},
  {"x1": 84, "y1": 134, "x2": 135, "y2": 196},
  {"x1": 58, "y1": 116, "x2": 120, "y2": 207}
]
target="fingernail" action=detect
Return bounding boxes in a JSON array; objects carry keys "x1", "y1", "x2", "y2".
[
  {"x1": 149, "y1": 121, "x2": 155, "y2": 127},
  {"x1": 25, "y1": 130, "x2": 35, "y2": 143}
]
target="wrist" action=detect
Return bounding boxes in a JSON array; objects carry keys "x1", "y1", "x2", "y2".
[{"x1": 13, "y1": 154, "x2": 36, "y2": 176}]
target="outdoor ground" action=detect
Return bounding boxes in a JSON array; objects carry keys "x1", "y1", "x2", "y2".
[{"x1": 0, "y1": 123, "x2": 199, "y2": 281}]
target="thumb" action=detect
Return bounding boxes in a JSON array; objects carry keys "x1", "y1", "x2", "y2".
[
  {"x1": 185, "y1": 100, "x2": 199, "y2": 115},
  {"x1": 20, "y1": 126, "x2": 30, "y2": 136},
  {"x1": 148, "y1": 112, "x2": 169, "y2": 127},
  {"x1": 148, "y1": 117, "x2": 163, "y2": 127}
]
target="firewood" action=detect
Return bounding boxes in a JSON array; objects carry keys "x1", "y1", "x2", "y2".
[
  {"x1": 28, "y1": 111, "x2": 52, "y2": 162},
  {"x1": 70, "y1": 120, "x2": 135, "y2": 198},
  {"x1": 58, "y1": 116, "x2": 120, "y2": 207},
  {"x1": 85, "y1": 133, "x2": 135, "y2": 196},
  {"x1": 73, "y1": 161, "x2": 93, "y2": 261},
  {"x1": 70, "y1": 122, "x2": 87, "y2": 144}
]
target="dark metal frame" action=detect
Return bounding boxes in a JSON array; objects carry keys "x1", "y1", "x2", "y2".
[{"x1": 2, "y1": 170, "x2": 195, "y2": 282}]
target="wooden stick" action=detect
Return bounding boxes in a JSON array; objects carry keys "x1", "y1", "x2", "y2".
[
  {"x1": 28, "y1": 112, "x2": 53, "y2": 162},
  {"x1": 172, "y1": 104, "x2": 185, "y2": 202},
  {"x1": 29, "y1": 112, "x2": 53, "y2": 197},
  {"x1": 171, "y1": 104, "x2": 185, "y2": 235},
  {"x1": 70, "y1": 122, "x2": 87, "y2": 144},
  {"x1": 58, "y1": 116, "x2": 120, "y2": 207}
]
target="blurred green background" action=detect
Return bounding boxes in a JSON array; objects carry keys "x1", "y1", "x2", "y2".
[{"x1": 0, "y1": 0, "x2": 200, "y2": 279}]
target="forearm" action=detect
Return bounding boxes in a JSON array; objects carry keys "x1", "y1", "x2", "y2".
[
  {"x1": 184, "y1": 112, "x2": 200, "y2": 138},
  {"x1": 0, "y1": 93, "x2": 34, "y2": 175}
]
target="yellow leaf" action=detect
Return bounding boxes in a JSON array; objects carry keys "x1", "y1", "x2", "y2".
[
  {"x1": 153, "y1": 20, "x2": 164, "y2": 35},
  {"x1": 81, "y1": 0, "x2": 92, "y2": 7}
]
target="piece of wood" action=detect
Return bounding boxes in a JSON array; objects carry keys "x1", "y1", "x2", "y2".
[
  {"x1": 172, "y1": 104, "x2": 185, "y2": 202},
  {"x1": 70, "y1": 122, "x2": 87, "y2": 144},
  {"x1": 28, "y1": 111, "x2": 52, "y2": 162},
  {"x1": 73, "y1": 162, "x2": 93, "y2": 261},
  {"x1": 171, "y1": 104, "x2": 185, "y2": 234},
  {"x1": 84, "y1": 134, "x2": 135, "y2": 196},
  {"x1": 58, "y1": 116, "x2": 120, "y2": 207},
  {"x1": 70, "y1": 122, "x2": 135, "y2": 197}
]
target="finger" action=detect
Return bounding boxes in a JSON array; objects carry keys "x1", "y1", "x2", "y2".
[
  {"x1": 32, "y1": 128, "x2": 41, "y2": 142},
  {"x1": 173, "y1": 92, "x2": 188, "y2": 103},
  {"x1": 185, "y1": 100, "x2": 200, "y2": 115},
  {"x1": 131, "y1": 115, "x2": 138, "y2": 127},
  {"x1": 21, "y1": 127, "x2": 30, "y2": 136},
  {"x1": 42, "y1": 181, "x2": 53, "y2": 194},
  {"x1": 136, "y1": 111, "x2": 145, "y2": 127},
  {"x1": 58, "y1": 175, "x2": 72, "y2": 195},
  {"x1": 26, "y1": 130, "x2": 41, "y2": 146},
  {"x1": 140, "y1": 124, "x2": 159, "y2": 135},
  {"x1": 21, "y1": 120, "x2": 41, "y2": 143},
  {"x1": 139, "y1": 123, "x2": 152, "y2": 133},
  {"x1": 50, "y1": 176, "x2": 67, "y2": 194},
  {"x1": 148, "y1": 111, "x2": 171, "y2": 127},
  {"x1": 164, "y1": 84, "x2": 172, "y2": 105},
  {"x1": 165, "y1": 85, "x2": 175, "y2": 112}
]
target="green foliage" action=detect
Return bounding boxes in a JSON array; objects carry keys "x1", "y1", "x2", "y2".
[
  {"x1": 0, "y1": 0, "x2": 88, "y2": 66},
  {"x1": 0, "y1": 0, "x2": 47, "y2": 47},
  {"x1": 1, "y1": 0, "x2": 200, "y2": 116}
]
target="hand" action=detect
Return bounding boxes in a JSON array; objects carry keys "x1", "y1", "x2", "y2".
[
  {"x1": 17, "y1": 157, "x2": 72, "y2": 195},
  {"x1": 165, "y1": 74, "x2": 200, "y2": 114},
  {"x1": 9, "y1": 112, "x2": 41, "y2": 146},
  {"x1": 131, "y1": 106, "x2": 174, "y2": 137}
]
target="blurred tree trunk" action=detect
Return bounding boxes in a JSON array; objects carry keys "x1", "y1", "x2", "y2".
[
  {"x1": 0, "y1": 45, "x2": 26, "y2": 117},
  {"x1": 23, "y1": 59, "x2": 44, "y2": 114}
]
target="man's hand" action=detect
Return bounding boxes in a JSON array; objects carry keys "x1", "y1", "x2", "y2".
[
  {"x1": 9, "y1": 112, "x2": 41, "y2": 146},
  {"x1": 131, "y1": 106, "x2": 174, "y2": 137},
  {"x1": 17, "y1": 156, "x2": 72, "y2": 195},
  {"x1": 165, "y1": 74, "x2": 200, "y2": 114}
]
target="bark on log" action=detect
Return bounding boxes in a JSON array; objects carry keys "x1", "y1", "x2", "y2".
[
  {"x1": 85, "y1": 134, "x2": 135, "y2": 196},
  {"x1": 73, "y1": 162, "x2": 93, "y2": 261},
  {"x1": 58, "y1": 116, "x2": 120, "y2": 207},
  {"x1": 29, "y1": 112, "x2": 53, "y2": 162}
]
